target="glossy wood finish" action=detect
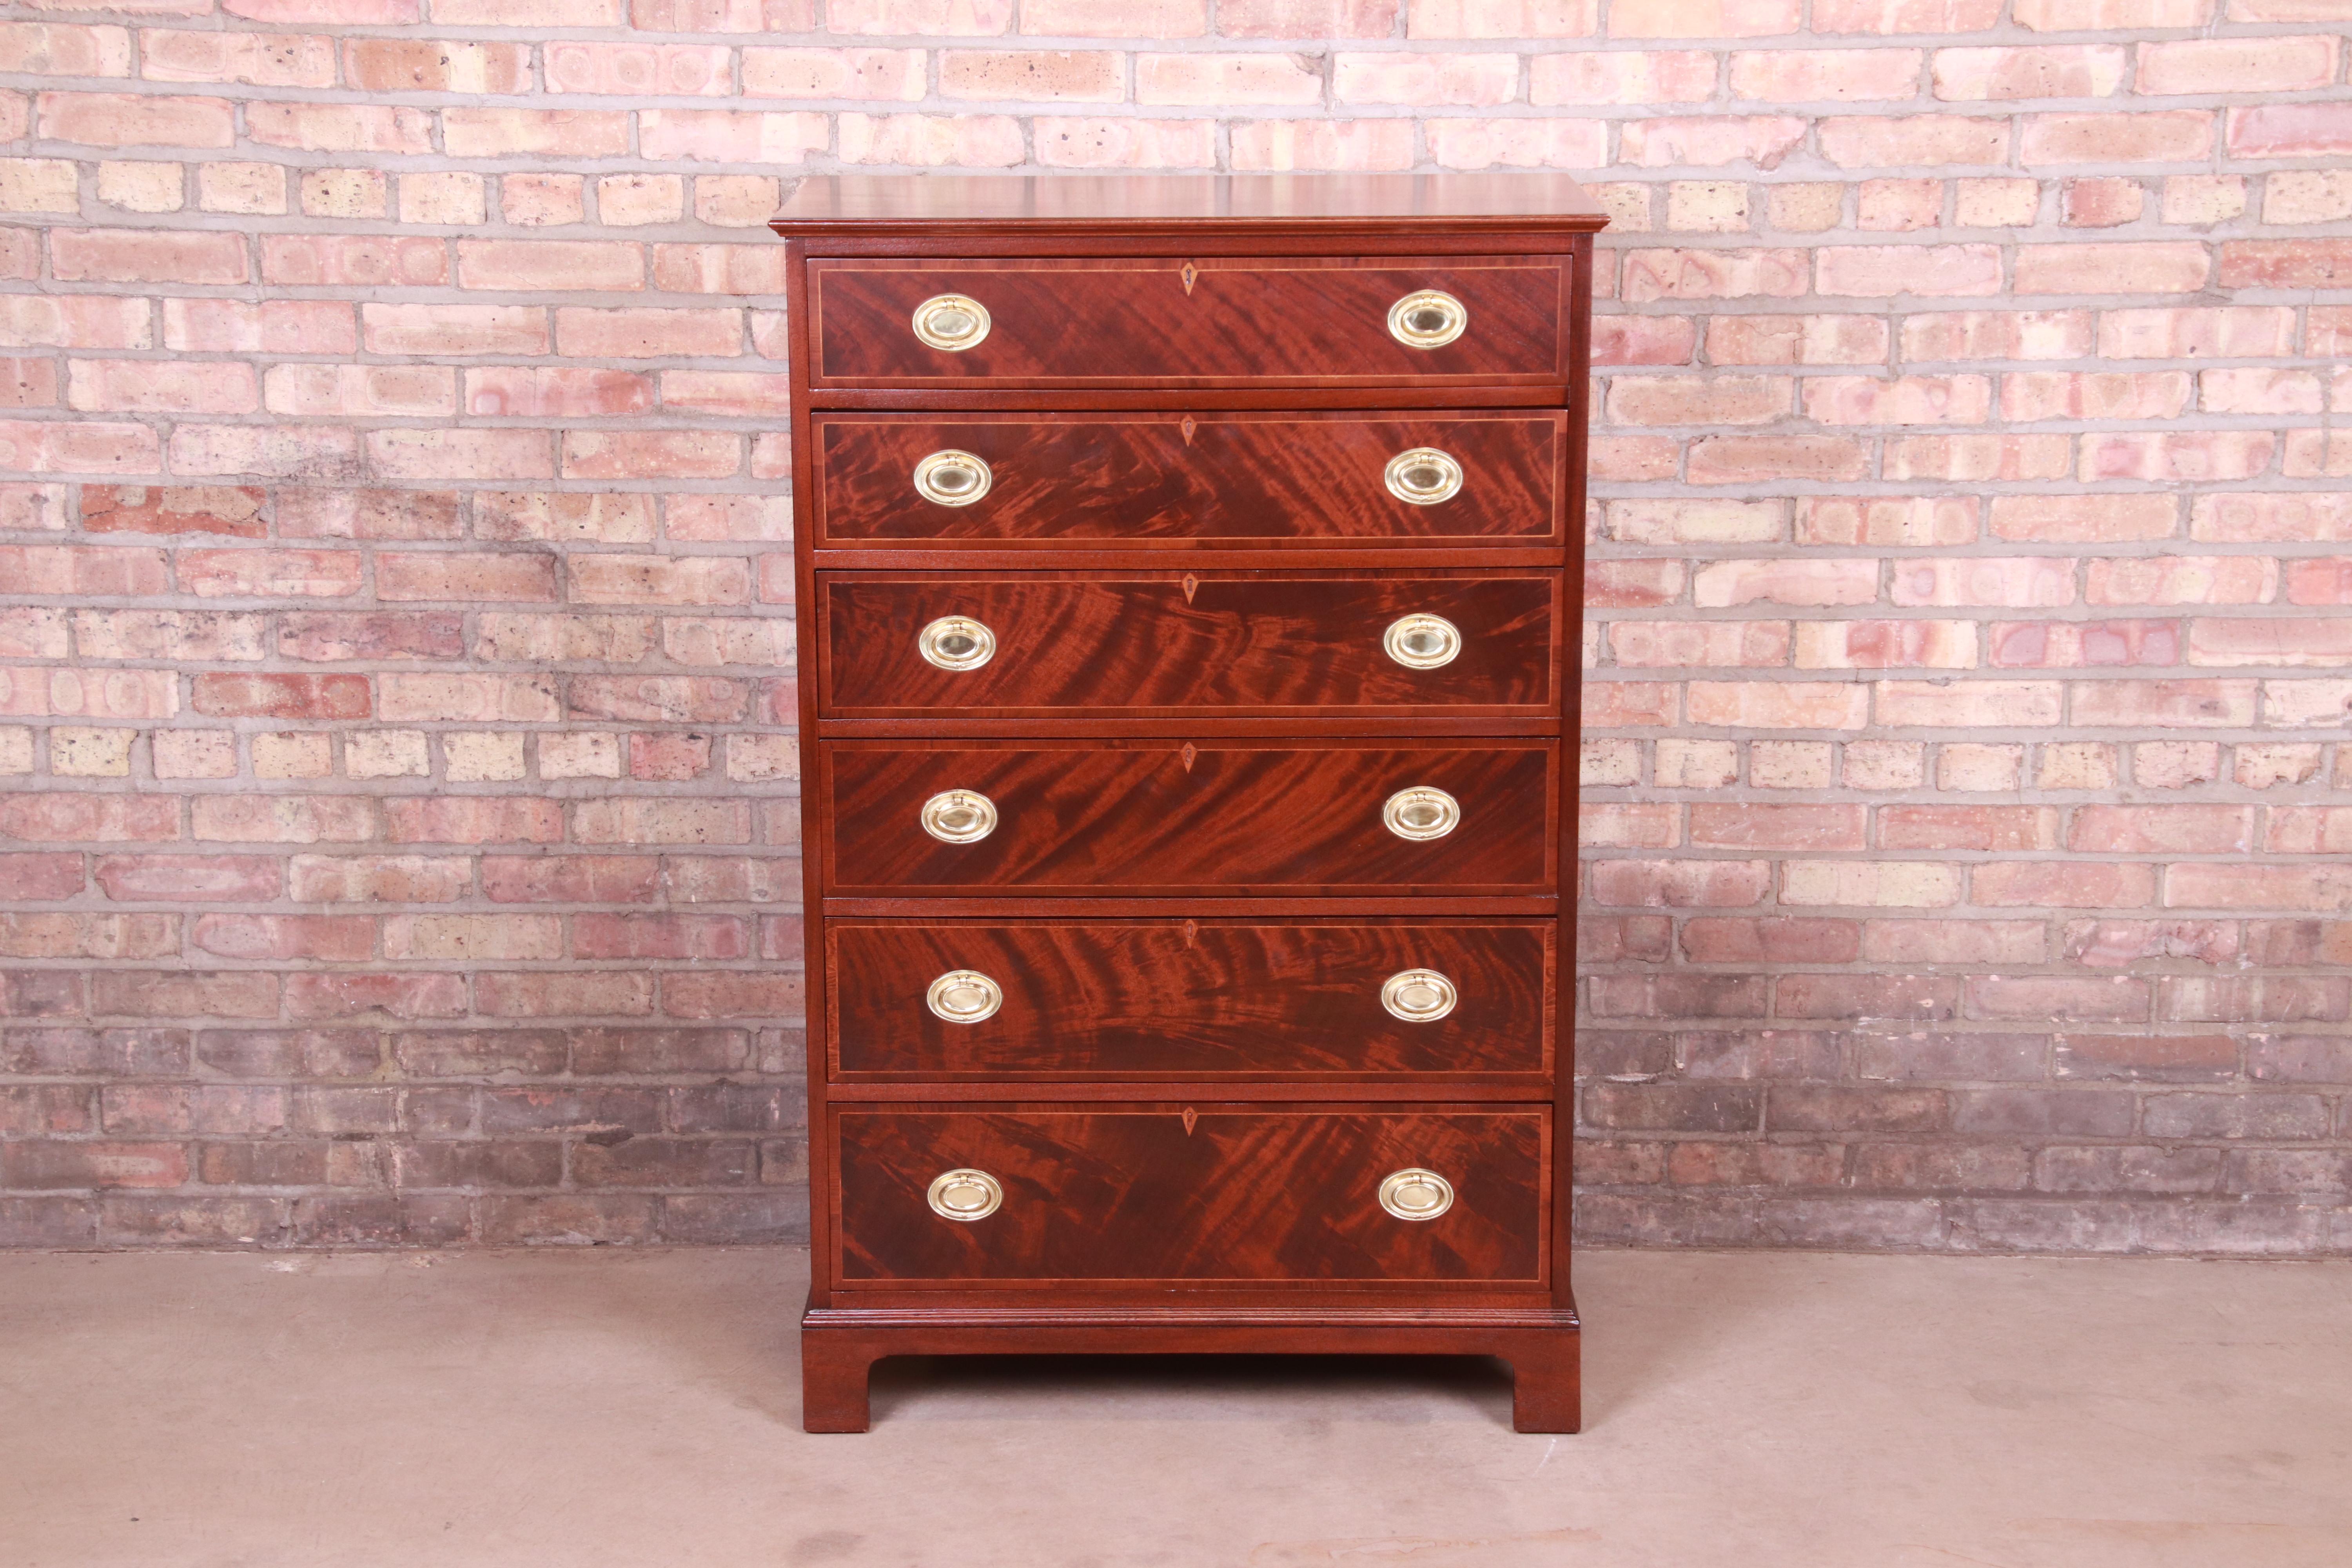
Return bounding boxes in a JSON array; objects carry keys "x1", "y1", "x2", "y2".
[
  {"x1": 828, "y1": 917, "x2": 1553, "y2": 1081},
  {"x1": 808, "y1": 256, "x2": 1570, "y2": 388},
  {"x1": 777, "y1": 172, "x2": 1595, "y2": 1435},
  {"x1": 810, "y1": 412, "x2": 1564, "y2": 548},
  {"x1": 818, "y1": 571, "x2": 1557, "y2": 719},
  {"x1": 822, "y1": 739, "x2": 1555, "y2": 897},
  {"x1": 835, "y1": 1106, "x2": 1546, "y2": 1285}
]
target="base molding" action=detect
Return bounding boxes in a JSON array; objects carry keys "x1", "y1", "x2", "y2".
[{"x1": 799, "y1": 1298, "x2": 1581, "y2": 1434}]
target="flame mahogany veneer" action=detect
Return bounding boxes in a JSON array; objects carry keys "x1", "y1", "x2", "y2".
[{"x1": 773, "y1": 173, "x2": 1604, "y2": 1434}]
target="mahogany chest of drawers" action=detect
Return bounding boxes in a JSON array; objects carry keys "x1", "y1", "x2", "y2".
[{"x1": 771, "y1": 174, "x2": 1604, "y2": 1433}]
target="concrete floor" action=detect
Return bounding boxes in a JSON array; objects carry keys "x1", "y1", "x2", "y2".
[{"x1": 0, "y1": 1249, "x2": 2346, "y2": 1568}]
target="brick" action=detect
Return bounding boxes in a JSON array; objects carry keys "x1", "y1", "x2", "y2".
[
  {"x1": 1730, "y1": 47, "x2": 1921, "y2": 100},
  {"x1": 1975, "y1": 861, "x2": 2156, "y2": 909},
  {"x1": 1608, "y1": 0, "x2": 1796, "y2": 34},
  {"x1": 1988, "y1": 619, "x2": 2179, "y2": 668},
  {"x1": 38, "y1": 91, "x2": 230, "y2": 148},
  {"x1": 1620, "y1": 249, "x2": 1806, "y2": 303},
  {"x1": 2189, "y1": 618, "x2": 2352, "y2": 669},
  {"x1": 1692, "y1": 560, "x2": 1877, "y2": 610},
  {"x1": 1237, "y1": 120, "x2": 1421, "y2": 172},
  {"x1": 2015, "y1": 243, "x2": 2210, "y2": 296},
  {"x1": 2144, "y1": 1093, "x2": 2330, "y2": 1141},
  {"x1": 1819, "y1": 116, "x2": 2010, "y2": 167},
  {"x1": 245, "y1": 102, "x2": 432, "y2": 154},
  {"x1": 2142, "y1": 36, "x2": 2339, "y2": 95},
  {"x1": 1885, "y1": 434, "x2": 2073, "y2": 482},
  {"x1": 2073, "y1": 679, "x2": 2257, "y2": 728},
  {"x1": 1679, "y1": 916, "x2": 1859, "y2": 964},
  {"x1": 76, "y1": 486, "x2": 258, "y2": 540},
  {"x1": 262, "y1": 235, "x2": 446, "y2": 289},
  {"x1": 1891, "y1": 557, "x2": 2073, "y2": 608},
  {"x1": 177, "y1": 549, "x2": 361, "y2": 600},
  {"x1": 192, "y1": 673, "x2": 370, "y2": 720},
  {"x1": 361, "y1": 303, "x2": 548, "y2": 358},
  {"x1": 2219, "y1": 241, "x2": 2352, "y2": 291},
  {"x1": 51, "y1": 228, "x2": 246, "y2": 285},
  {"x1": 1608, "y1": 375, "x2": 1790, "y2": 427},
  {"x1": 457, "y1": 241, "x2": 642, "y2": 293},
  {"x1": 1622, "y1": 116, "x2": 1807, "y2": 169},
  {"x1": 1816, "y1": 244, "x2": 2001, "y2": 298},
  {"x1": 1035, "y1": 118, "x2": 1217, "y2": 169},
  {"x1": 2057, "y1": 1030, "x2": 2235, "y2": 1081},
  {"x1": 1532, "y1": 50, "x2": 1713, "y2": 104},
  {"x1": 1931, "y1": 44, "x2": 2126, "y2": 99},
  {"x1": 563, "y1": 431, "x2": 740, "y2": 481},
  {"x1": 1609, "y1": 621, "x2": 1788, "y2": 668},
  {"x1": 1804, "y1": 375, "x2": 1990, "y2": 426},
  {"x1": 1687, "y1": 680, "x2": 1870, "y2": 729},
  {"x1": 2083, "y1": 431, "x2": 2276, "y2": 485},
  {"x1": 1796, "y1": 496, "x2": 1975, "y2": 547},
  {"x1": 2086, "y1": 556, "x2": 2275, "y2": 607},
  {"x1": 640, "y1": 109, "x2": 832, "y2": 162},
  {"x1": 2229, "y1": 103, "x2": 2352, "y2": 160},
  {"x1": 2132, "y1": 739, "x2": 2221, "y2": 789}
]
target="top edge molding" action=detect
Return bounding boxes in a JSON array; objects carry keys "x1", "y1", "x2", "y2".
[{"x1": 769, "y1": 173, "x2": 1611, "y2": 238}]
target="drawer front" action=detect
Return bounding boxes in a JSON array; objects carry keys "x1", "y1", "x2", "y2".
[
  {"x1": 807, "y1": 256, "x2": 1569, "y2": 387},
  {"x1": 819, "y1": 571, "x2": 1558, "y2": 719},
  {"x1": 828, "y1": 918, "x2": 1553, "y2": 1080},
  {"x1": 809, "y1": 412, "x2": 1564, "y2": 548},
  {"x1": 822, "y1": 740, "x2": 1556, "y2": 897},
  {"x1": 836, "y1": 1107, "x2": 1547, "y2": 1285}
]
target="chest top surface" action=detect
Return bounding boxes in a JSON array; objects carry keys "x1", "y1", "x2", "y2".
[{"x1": 770, "y1": 172, "x2": 1610, "y2": 240}]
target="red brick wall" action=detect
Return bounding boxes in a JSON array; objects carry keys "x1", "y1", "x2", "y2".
[{"x1": 0, "y1": 1, "x2": 2345, "y2": 1253}]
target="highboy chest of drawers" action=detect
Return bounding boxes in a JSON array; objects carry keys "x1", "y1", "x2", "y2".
[{"x1": 771, "y1": 173, "x2": 1605, "y2": 1432}]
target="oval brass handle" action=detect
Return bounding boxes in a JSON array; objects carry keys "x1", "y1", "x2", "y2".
[
  {"x1": 1383, "y1": 448, "x2": 1463, "y2": 506},
  {"x1": 920, "y1": 789, "x2": 997, "y2": 844},
  {"x1": 1383, "y1": 613, "x2": 1461, "y2": 670},
  {"x1": 1382, "y1": 786, "x2": 1459, "y2": 842},
  {"x1": 918, "y1": 615, "x2": 995, "y2": 672},
  {"x1": 913, "y1": 449, "x2": 992, "y2": 507},
  {"x1": 927, "y1": 1168, "x2": 1003, "y2": 1221},
  {"x1": 1381, "y1": 969, "x2": 1458, "y2": 1023},
  {"x1": 926, "y1": 969, "x2": 1003, "y2": 1024},
  {"x1": 1387, "y1": 289, "x2": 1467, "y2": 350},
  {"x1": 1379, "y1": 1167, "x2": 1454, "y2": 1221},
  {"x1": 911, "y1": 293, "x2": 990, "y2": 352}
]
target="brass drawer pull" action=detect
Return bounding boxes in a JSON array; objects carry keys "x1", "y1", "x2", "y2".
[
  {"x1": 926, "y1": 969, "x2": 1003, "y2": 1024},
  {"x1": 1382, "y1": 786, "x2": 1459, "y2": 841},
  {"x1": 1381, "y1": 969, "x2": 1458, "y2": 1023},
  {"x1": 911, "y1": 293, "x2": 990, "y2": 352},
  {"x1": 1387, "y1": 289, "x2": 1467, "y2": 350},
  {"x1": 1383, "y1": 448, "x2": 1463, "y2": 506},
  {"x1": 1383, "y1": 613, "x2": 1460, "y2": 670},
  {"x1": 918, "y1": 615, "x2": 995, "y2": 671},
  {"x1": 913, "y1": 449, "x2": 992, "y2": 507},
  {"x1": 1378, "y1": 1167, "x2": 1454, "y2": 1221},
  {"x1": 927, "y1": 1168, "x2": 1003, "y2": 1221},
  {"x1": 920, "y1": 789, "x2": 997, "y2": 844}
]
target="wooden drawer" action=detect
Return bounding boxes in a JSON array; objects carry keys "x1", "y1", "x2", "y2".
[
  {"x1": 817, "y1": 570, "x2": 1558, "y2": 719},
  {"x1": 821, "y1": 739, "x2": 1557, "y2": 897},
  {"x1": 835, "y1": 1106, "x2": 1548, "y2": 1285},
  {"x1": 806, "y1": 256, "x2": 1571, "y2": 388},
  {"x1": 808, "y1": 411, "x2": 1565, "y2": 548},
  {"x1": 827, "y1": 918, "x2": 1553, "y2": 1080}
]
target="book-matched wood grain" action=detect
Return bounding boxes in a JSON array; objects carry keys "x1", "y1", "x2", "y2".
[
  {"x1": 776, "y1": 174, "x2": 1596, "y2": 1433},
  {"x1": 809, "y1": 411, "x2": 1564, "y2": 548},
  {"x1": 822, "y1": 739, "x2": 1557, "y2": 897},
  {"x1": 827, "y1": 917, "x2": 1553, "y2": 1081},
  {"x1": 835, "y1": 1106, "x2": 1547, "y2": 1285},
  {"x1": 807, "y1": 256, "x2": 1571, "y2": 388},
  {"x1": 817, "y1": 570, "x2": 1559, "y2": 719}
]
